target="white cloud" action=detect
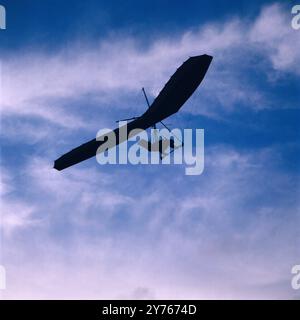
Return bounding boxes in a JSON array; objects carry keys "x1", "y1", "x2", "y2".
[
  {"x1": 0, "y1": 168, "x2": 12, "y2": 196},
  {"x1": 1, "y1": 145, "x2": 299, "y2": 299},
  {"x1": 1, "y1": 2, "x2": 299, "y2": 300},
  {"x1": 0, "y1": 169, "x2": 39, "y2": 236},
  {"x1": 1, "y1": 2, "x2": 298, "y2": 133},
  {"x1": 0, "y1": 202, "x2": 37, "y2": 236},
  {"x1": 250, "y1": 3, "x2": 300, "y2": 74}
]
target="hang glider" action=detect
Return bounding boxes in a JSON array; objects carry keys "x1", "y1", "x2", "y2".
[{"x1": 54, "y1": 54, "x2": 213, "y2": 171}]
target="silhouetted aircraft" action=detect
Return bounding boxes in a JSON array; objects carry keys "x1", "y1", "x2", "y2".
[{"x1": 54, "y1": 54, "x2": 213, "y2": 170}]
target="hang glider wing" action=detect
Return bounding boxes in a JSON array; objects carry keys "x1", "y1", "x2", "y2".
[{"x1": 54, "y1": 54, "x2": 213, "y2": 171}]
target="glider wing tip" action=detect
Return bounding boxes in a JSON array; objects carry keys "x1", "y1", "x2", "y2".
[{"x1": 53, "y1": 160, "x2": 62, "y2": 171}]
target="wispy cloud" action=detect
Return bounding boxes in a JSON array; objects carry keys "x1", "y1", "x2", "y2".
[
  {"x1": 1, "y1": 144, "x2": 299, "y2": 299},
  {"x1": 1, "y1": 2, "x2": 299, "y2": 300},
  {"x1": 250, "y1": 3, "x2": 300, "y2": 74},
  {"x1": 0, "y1": 169, "x2": 39, "y2": 236},
  {"x1": 1, "y1": 3, "x2": 298, "y2": 134}
]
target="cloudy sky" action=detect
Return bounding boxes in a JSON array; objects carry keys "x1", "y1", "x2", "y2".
[{"x1": 0, "y1": 0, "x2": 299, "y2": 299}]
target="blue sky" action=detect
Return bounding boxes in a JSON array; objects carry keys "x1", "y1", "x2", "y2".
[{"x1": 0, "y1": 0, "x2": 299, "y2": 299}]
